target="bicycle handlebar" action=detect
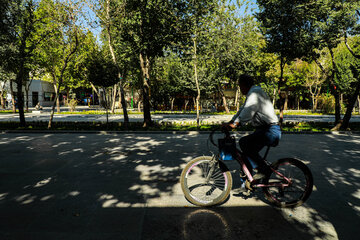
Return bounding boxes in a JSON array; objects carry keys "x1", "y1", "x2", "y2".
[{"x1": 209, "y1": 125, "x2": 232, "y2": 148}]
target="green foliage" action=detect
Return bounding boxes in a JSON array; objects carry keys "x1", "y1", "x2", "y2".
[
  {"x1": 333, "y1": 37, "x2": 360, "y2": 94},
  {"x1": 86, "y1": 50, "x2": 119, "y2": 88},
  {"x1": 121, "y1": 0, "x2": 188, "y2": 59},
  {"x1": 317, "y1": 94, "x2": 335, "y2": 113},
  {"x1": 35, "y1": 0, "x2": 84, "y2": 90},
  {"x1": 256, "y1": 0, "x2": 319, "y2": 62}
]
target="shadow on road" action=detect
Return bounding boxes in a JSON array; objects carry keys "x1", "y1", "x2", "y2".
[{"x1": 0, "y1": 132, "x2": 359, "y2": 239}]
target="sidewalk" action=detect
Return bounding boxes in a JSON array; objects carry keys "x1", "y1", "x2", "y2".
[{"x1": 1, "y1": 106, "x2": 360, "y2": 124}]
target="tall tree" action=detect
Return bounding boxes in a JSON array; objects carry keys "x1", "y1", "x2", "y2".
[
  {"x1": 333, "y1": 37, "x2": 360, "y2": 130},
  {"x1": 86, "y1": 49, "x2": 119, "y2": 125},
  {"x1": 204, "y1": 1, "x2": 263, "y2": 112},
  {"x1": 85, "y1": 0, "x2": 131, "y2": 126},
  {"x1": 183, "y1": 0, "x2": 217, "y2": 127},
  {"x1": 35, "y1": 0, "x2": 81, "y2": 129},
  {"x1": 121, "y1": 0, "x2": 188, "y2": 127},
  {"x1": 334, "y1": 1, "x2": 360, "y2": 130},
  {"x1": 0, "y1": 0, "x2": 51, "y2": 127},
  {"x1": 256, "y1": 0, "x2": 319, "y2": 124}
]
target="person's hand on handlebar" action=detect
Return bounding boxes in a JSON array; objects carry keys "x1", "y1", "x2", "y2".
[{"x1": 221, "y1": 121, "x2": 238, "y2": 131}]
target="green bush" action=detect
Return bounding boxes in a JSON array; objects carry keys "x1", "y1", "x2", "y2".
[{"x1": 317, "y1": 94, "x2": 335, "y2": 114}]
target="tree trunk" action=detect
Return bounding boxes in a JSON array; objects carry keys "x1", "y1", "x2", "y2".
[
  {"x1": 104, "y1": 1, "x2": 128, "y2": 127},
  {"x1": 297, "y1": 97, "x2": 300, "y2": 110},
  {"x1": 118, "y1": 85, "x2": 122, "y2": 109},
  {"x1": 273, "y1": 88, "x2": 276, "y2": 107},
  {"x1": 111, "y1": 83, "x2": 117, "y2": 113},
  {"x1": 170, "y1": 97, "x2": 175, "y2": 111},
  {"x1": 358, "y1": 95, "x2": 360, "y2": 114},
  {"x1": 334, "y1": 90, "x2": 341, "y2": 122},
  {"x1": 183, "y1": 99, "x2": 188, "y2": 111},
  {"x1": 341, "y1": 93, "x2": 343, "y2": 112},
  {"x1": 0, "y1": 80, "x2": 5, "y2": 109},
  {"x1": 193, "y1": 38, "x2": 200, "y2": 128},
  {"x1": 235, "y1": 86, "x2": 240, "y2": 111},
  {"x1": 0, "y1": 92, "x2": 4, "y2": 109},
  {"x1": 90, "y1": 82, "x2": 101, "y2": 106},
  {"x1": 53, "y1": 83, "x2": 61, "y2": 113},
  {"x1": 16, "y1": 66, "x2": 26, "y2": 127},
  {"x1": 10, "y1": 81, "x2": 16, "y2": 113},
  {"x1": 104, "y1": 87, "x2": 109, "y2": 127},
  {"x1": 220, "y1": 88, "x2": 229, "y2": 113},
  {"x1": 333, "y1": 79, "x2": 360, "y2": 131},
  {"x1": 119, "y1": 74, "x2": 129, "y2": 127},
  {"x1": 48, "y1": 84, "x2": 60, "y2": 129},
  {"x1": 139, "y1": 52, "x2": 152, "y2": 127},
  {"x1": 335, "y1": 69, "x2": 360, "y2": 130},
  {"x1": 329, "y1": 48, "x2": 341, "y2": 123},
  {"x1": 138, "y1": 100, "x2": 142, "y2": 112},
  {"x1": 284, "y1": 91, "x2": 288, "y2": 111},
  {"x1": 278, "y1": 57, "x2": 286, "y2": 125},
  {"x1": 311, "y1": 94, "x2": 316, "y2": 112}
]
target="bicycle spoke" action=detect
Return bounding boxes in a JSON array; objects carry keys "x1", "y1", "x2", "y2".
[
  {"x1": 181, "y1": 157, "x2": 232, "y2": 206},
  {"x1": 263, "y1": 158, "x2": 313, "y2": 208}
]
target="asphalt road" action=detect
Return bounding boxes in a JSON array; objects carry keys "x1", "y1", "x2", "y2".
[{"x1": 0, "y1": 132, "x2": 359, "y2": 239}]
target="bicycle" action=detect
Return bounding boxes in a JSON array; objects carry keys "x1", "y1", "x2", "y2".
[{"x1": 180, "y1": 127, "x2": 313, "y2": 208}]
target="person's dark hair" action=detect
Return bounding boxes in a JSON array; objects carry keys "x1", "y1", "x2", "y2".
[{"x1": 238, "y1": 74, "x2": 254, "y2": 88}]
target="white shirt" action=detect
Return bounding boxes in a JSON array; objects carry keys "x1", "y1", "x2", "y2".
[{"x1": 231, "y1": 85, "x2": 278, "y2": 127}]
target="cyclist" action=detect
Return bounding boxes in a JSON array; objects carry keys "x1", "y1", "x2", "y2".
[{"x1": 223, "y1": 74, "x2": 281, "y2": 180}]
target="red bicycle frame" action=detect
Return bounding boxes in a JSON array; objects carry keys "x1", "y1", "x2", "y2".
[{"x1": 234, "y1": 150, "x2": 292, "y2": 188}]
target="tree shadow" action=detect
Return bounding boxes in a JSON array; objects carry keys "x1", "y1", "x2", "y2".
[{"x1": 0, "y1": 132, "x2": 359, "y2": 239}]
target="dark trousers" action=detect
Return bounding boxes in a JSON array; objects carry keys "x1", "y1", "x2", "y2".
[{"x1": 239, "y1": 125, "x2": 281, "y2": 169}]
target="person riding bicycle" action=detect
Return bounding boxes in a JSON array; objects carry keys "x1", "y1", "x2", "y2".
[{"x1": 223, "y1": 74, "x2": 281, "y2": 180}]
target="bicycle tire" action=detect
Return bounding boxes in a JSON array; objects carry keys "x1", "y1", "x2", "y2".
[
  {"x1": 180, "y1": 156, "x2": 233, "y2": 207},
  {"x1": 262, "y1": 158, "x2": 313, "y2": 208}
]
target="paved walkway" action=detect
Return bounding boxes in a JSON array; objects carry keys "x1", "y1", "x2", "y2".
[
  {"x1": 1, "y1": 107, "x2": 360, "y2": 124},
  {"x1": 0, "y1": 132, "x2": 359, "y2": 239}
]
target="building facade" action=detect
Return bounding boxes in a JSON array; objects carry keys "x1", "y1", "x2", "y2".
[{"x1": 2, "y1": 80, "x2": 55, "y2": 107}]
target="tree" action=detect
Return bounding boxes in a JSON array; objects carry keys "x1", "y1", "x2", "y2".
[
  {"x1": 256, "y1": 0, "x2": 319, "y2": 124},
  {"x1": 86, "y1": 48, "x2": 119, "y2": 125},
  {"x1": 333, "y1": 1, "x2": 360, "y2": 130},
  {"x1": 332, "y1": 37, "x2": 360, "y2": 130},
  {"x1": 303, "y1": 61, "x2": 326, "y2": 111},
  {"x1": 0, "y1": 0, "x2": 51, "y2": 127},
  {"x1": 203, "y1": 1, "x2": 264, "y2": 112},
  {"x1": 34, "y1": 0, "x2": 82, "y2": 129},
  {"x1": 180, "y1": 0, "x2": 216, "y2": 126},
  {"x1": 121, "y1": 0, "x2": 188, "y2": 127},
  {"x1": 85, "y1": 0, "x2": 132, "y2": 126}
]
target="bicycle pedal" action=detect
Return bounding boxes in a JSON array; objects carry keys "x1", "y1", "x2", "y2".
[
  {"x1": 245, "y1": 180, "x2": 254, "y2": 191},
  {"x1": 233, "y1": 186, "x2": 247, "y2": 194}
]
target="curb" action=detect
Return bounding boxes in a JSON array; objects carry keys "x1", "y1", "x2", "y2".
[{"x1": 1, "y1": 130, "x2": 360, "y2": 135}]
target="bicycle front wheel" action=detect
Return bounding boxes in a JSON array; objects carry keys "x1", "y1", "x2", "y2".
[
  {"x1": 180, "y1": 156, "x2": 232, "y2": 207},
  {"x1": 263, "y1": 158, "x2": 313, "y2": 208}
]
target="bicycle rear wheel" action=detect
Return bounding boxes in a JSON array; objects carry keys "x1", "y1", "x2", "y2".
[
  {"x1": 263, "y1": 158, "x2": 313, "y2": 208},
  {"x1": 180, "y1": 156, "x2": 232, "y2": 207}
]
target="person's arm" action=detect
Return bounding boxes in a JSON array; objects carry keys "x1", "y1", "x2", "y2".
[
  {"x1": 229, "y1": 107, "x2": 243, "y2": 124},
  {"x1": 222, "y1": 107, "x2": 243, "y2": 129}
]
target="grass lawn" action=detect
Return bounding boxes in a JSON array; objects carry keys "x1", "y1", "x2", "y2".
[{"x1": 1, "y1": 121, "x2": 359, "y2": 132}]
